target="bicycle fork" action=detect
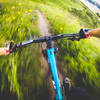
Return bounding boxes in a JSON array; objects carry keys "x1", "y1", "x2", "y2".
[{"x1": 47, "y1": 48, "x2": 63, "y2": 100}]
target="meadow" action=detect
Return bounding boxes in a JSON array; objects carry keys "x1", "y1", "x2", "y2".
[{"x1": 0, "y1": 0, "x2": 100, "y2": 100}]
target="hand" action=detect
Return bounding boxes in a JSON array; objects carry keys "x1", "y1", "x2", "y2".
[
  {"x1": 79, "y1": 29, "x2": 90, "y2": 39},
  {"x1": 0, "y1": 47, "x2": 10, "y2": 56}
]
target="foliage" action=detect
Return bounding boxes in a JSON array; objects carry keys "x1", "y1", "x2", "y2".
[
  {"x1": 0, "y1": 0, "x2": 100, "y2": 100},
  {"x1": 0, "y1": 0, "x2": 43, "y2": 100},
  {"x1": 34, "y1": 1, "x2": 100, "y2": 100}
]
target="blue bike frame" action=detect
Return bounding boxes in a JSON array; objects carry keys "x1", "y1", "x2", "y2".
[{"x1": 47, "y1": 48, "x2": 63, "y2": 100}]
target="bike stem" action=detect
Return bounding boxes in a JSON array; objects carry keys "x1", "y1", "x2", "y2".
[{"x1": 46, "y1": 39, "x2": 63, "y2": 100}]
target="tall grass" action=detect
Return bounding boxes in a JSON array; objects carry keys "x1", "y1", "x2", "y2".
[
  {"x1": 0, "y1": 0, "x2": 44, "y2": 100},
  {"x1": 0, "y1": 0, "x2": 100, "y2": 100},
  {"x1": 35, "y1": 1, "x2": 100, "y2": 100}
]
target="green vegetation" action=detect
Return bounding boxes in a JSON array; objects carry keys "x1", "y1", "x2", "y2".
[
  {"x1": 0, "y1": 0, "x2": 100, "y2": 100},
  {"x1": 35, "y1": 0, "x2": 100, "y2": 100},
  {"x1": 0, "y1": 0, "x2": 48, "y2": 100}
]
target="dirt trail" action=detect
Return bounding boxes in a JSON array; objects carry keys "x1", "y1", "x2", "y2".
[
  {"x1": 36, "y1": 10, "x2": 63, "y2": 85},
  {"x1": 36, "y1": 10, "x2": 49, "y2": 78},
  {"x1": 36, "y1": 10, "x2": 50, "y2": 36}
]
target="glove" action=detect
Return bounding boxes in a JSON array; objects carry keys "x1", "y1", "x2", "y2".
[
  {"x1": 79, "y1": 29, "x2": 90, "y2": 39},
  {"x1": 9, "y1": 42, "x2": 17, "y2": 53}
]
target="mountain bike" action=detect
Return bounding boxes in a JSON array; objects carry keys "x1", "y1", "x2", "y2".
[{"x1": 5, "y1": 29, "x2": 90, "y2": 100}]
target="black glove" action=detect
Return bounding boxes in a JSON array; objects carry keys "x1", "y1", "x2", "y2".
[
  {"x1": 9, "y1": 42, "x2": 17, "y2": 53},
  {"x1": 79, "y1": 29, "x2": 90, "y2": 39}
]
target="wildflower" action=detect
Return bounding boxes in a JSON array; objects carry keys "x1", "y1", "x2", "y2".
[
  {"x1": 29, "y1": 9, "x2": 32, "y2": 12},
  {"x1": 85, "y1": 39, "x2": 89, "y2": 42},
  {"x1": 25, "y1": 10, "x2": 28, "y2": 13},
  {"x1": 60, "y1": 27, "x2": 63, "y2": 31},
  {"x1": 12, "y1": 6, "x2": 15, "y2": 9},
  {"x1": 12, "y1": 16, "x2": 16, "y2": 20},
  {"x1": 18, "y1": 11, "x2": 21, "y2": 15},
  {"x1": 18, "y1": 3, "x2": 22, "y2": 6},
  {"x1": 6, "y1": 17, "x2": 12, "y2": 22},
  {"x1": 18, "y1": 29, "x2": 20, "y2": 32}
]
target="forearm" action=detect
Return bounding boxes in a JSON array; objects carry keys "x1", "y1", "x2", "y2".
[{"x1": 89, "y1": 28, "x2": 100, "y2": 38}]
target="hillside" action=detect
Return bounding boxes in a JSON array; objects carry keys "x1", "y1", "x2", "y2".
[
  {"x1": 36, "y1": 1, "x2": 100, "y2": 99},
  {"x1": 0, "y1": 0, "x2": 100, "y2": 100}
]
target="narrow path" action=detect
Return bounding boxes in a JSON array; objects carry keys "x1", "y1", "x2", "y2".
[
  {"x1": 36, "y1": 10, "x2": 63, "y2": 85},
  {"x1": 36, "y1": 10, "x2": 50, "y2": 36},
  {"x1": 36, "y1": 10, "x2": 50, "y2": 78}
]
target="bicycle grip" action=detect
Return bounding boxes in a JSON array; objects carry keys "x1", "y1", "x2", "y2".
[{"x1": 79, "y1": 29, "x2": 90, "y2": 39}]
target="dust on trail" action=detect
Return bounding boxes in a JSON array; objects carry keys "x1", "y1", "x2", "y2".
[{"x1": 36, "y1": 10, "x2": 63, "y2": 85}]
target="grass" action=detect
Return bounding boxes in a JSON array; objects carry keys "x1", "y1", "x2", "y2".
[
  {"x1": 0, "y1": 0, "x2": 100, "y2": 100},
  {"x1": 33, "y1": 1, "x2": 100, "y2": 100},
  {"x1": 0, "y1": 0, "x2": 45, "y2": 100}
]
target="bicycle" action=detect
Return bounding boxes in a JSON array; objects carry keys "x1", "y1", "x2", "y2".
[{"x1": 6, "y1": 29, "x2": 90, "y2": 100}]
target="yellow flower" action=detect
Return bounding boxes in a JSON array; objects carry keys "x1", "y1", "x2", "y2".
[
  {"x1": 85, "y1": 39, "x2": 89, "y2": 42},
  {"x1": 18, "y1": 11, "x2": 21, "y2": 15},
  {"x1": 28, "y1": 9, "x2": 32, "y2": 12},
  {"x1": 18, "y1": 29, "x2": 20, "y2": 32},
  {"x1": 60, "y1": 27, "x2": 63, "y2": 31},
  {"x1": 12, "y1": 16, "x2": 16, "y2": 20},
  {"x1": 6, "y1": 17, "x2": 12, "y2": 22},
  {"x1": 12, "y1": 6, "x2": 15, "y2": 9},
  {"x1": 18, "y1": 3, "x2": 22, "y2": 6},
  {"x1": 25, "y1": 10, "x2": 28, "y2": 13}
]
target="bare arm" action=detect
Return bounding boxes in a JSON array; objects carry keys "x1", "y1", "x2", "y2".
[{"x1": 89, "y1": 28, "x2": 100, "y2": 38}]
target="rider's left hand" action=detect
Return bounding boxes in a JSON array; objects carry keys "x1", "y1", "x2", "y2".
[{"x1": 0, "y1": 47, "x2": 10, "y2": 56}]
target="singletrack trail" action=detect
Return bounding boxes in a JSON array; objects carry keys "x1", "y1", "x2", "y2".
[
  {"x1": 35, "y1": 10, "x2": 50, "y2": 78},
  {"x1": 36, "y1": 10, "x2": 50, "y2": 36},
  {"x1": 35, "y1": 10, "x2": 64, "y2": 85},
  {"x1": 36, "y1": 10, "x2": 67, "y2": 100}
]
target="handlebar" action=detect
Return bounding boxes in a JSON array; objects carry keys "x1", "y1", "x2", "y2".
[
  {"x1": 16, "y1": 33, "x2": 80, "y2": 48},
  {"x1": 0, "y1": 28, "x2": 92, "y2": 56},
  {"x1": 3, "y1": 28, "x2": 90, "y2": 54}
]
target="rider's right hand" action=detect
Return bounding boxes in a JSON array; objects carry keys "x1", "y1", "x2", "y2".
[
  {"x1": 79, "y1": 29, "x2": 90, "y2": 39},
  {"x1": 79, "y1": 28, "x2": 100, "y2": 38}
]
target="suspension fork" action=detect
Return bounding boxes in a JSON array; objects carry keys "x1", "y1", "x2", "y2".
[{"x1": 47, "y1": 48, "x2": 63, "y2": 100}]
